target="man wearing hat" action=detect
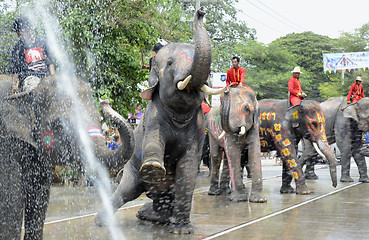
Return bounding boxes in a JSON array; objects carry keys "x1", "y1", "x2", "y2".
[
  {"x1": 347, "y1": 76, "x2": 365, "y2": 104},
  {"x1": 8, "y1": 17, "x2": 54, "y2": 94},
  {"x1": 288, "y1": 66, "x2": 307, "y2": 106}
]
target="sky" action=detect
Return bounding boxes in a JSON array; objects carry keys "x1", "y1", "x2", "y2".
[{"x1": 235, "y1": 0, "x2": 369, "y2": 44}]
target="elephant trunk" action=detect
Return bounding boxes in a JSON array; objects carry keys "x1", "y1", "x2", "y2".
[
  {"x1": 94, "y1": 100, "x2": 135, "y2": 169},
  {"x1": 316, "y1": 140, "x2": 337, "y2": 187},
  {"x1": 188, "y1": 7, "x2": 212, "y2": 89},
  {"x1": 220, "y1": 91, "x2": 231, "y2": 133}
]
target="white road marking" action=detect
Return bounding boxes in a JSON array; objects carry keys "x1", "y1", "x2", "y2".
[{"x1": 201, "y1": 182, "x2": 361, "y2": 240}]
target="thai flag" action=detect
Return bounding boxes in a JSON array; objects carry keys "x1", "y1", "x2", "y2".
[{"x1": 88, "y1": 127, "x2": 104, "y2": 139}]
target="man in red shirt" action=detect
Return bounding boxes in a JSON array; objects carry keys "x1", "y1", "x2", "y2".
[
  {"x1": 347, "y1": 76, "x2": 365, "y2": 103},
  {"x1": 226, "y1": 56, "x2": 246, "y2": 86},
  {"x1": 288, "y1": 66, "x2": 307, "y2": 106}
]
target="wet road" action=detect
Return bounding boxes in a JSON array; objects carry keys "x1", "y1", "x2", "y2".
[{"x1": 43, "y1": 159, "x2": 369, "y2": 239}]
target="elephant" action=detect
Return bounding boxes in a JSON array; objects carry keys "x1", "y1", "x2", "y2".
[
  {"x1": 0, "y1": 75, "x2": 135, "y2": 240},
  {"x1": 300, "y1": 97, "x2": 369, "y2": 183},
  {"x1": 94, "y1": 8, "x2": 223, "y2": 234},
  {"x1": 258, "y1": 99, "x2": 337, "y2": 194},
  {"x1": 206, "y1": 84, "x2": 266, "y2": 202}
]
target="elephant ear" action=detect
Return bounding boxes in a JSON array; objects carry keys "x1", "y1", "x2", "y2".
[
  {"x1": 140, "y1": 68, "x2": 159, "y2": 100},
  {"x1": 285, "y1": 104, "x2": 302, "y2": 128},
  {"x1": 342, "y1": 104, "x2": 359, "y2": 122},
  {"x1": 1, "y1": 93, "x2": 37, "y2": 148}
]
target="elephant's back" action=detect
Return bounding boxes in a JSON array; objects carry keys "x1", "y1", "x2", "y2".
[{"x1": 259, "y1": 99, "x2": 289, "y2": 112}]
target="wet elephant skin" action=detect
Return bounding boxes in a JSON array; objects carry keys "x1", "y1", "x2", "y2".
[
  {"x1": 206, "y1": 85, "x2": 266, "y2": 203},
  {"x1": 301, "y1": 97, "x2": 369, "y2": 183},
  {"x1": 0, "y1": 76, "x2": 134, "y2": 240},
  {"x1": 258, "y1": 99, "x2": 337, "y2": 195},
  {"x1": 94, "y1": 8, "x2": 213, "y2": 234}
]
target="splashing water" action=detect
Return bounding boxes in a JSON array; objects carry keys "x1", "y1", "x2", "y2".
[{"x1": 25, "y1": 0, "x2": 125, "y2": 239}]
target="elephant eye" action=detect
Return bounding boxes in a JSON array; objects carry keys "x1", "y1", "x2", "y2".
[
  {"x1": 312, "y1": 121, "x2": 318, "y2": 129},
  {"x1": 167, "y1": 58, "x2": 173, "y2": 66}
]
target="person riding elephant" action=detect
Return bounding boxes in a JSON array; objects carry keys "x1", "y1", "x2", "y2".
[
  {"x1": 94, "y1": 8, "x2": 224, "y2": 234},
  {"x1": 259, "y1": 99, "x2": 337, "y2": 194},
  {"x1": 300, "y1": 97, "x2": 369, "y2": 183},
  {"x1": 207, "y1": 84, "x2": 266, "y2": 202},
  {"x1": 0, "y1": 75, "x2": 135, "y2": 240}
]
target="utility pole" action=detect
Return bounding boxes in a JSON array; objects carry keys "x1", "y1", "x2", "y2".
[{"x1": 196, "y1": 0, "x2": 200, "y2": 11}]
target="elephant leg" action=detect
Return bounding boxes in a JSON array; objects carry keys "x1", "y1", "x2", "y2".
[
  {"x1": 95, "y1": 160, "x2": 144, "y2": 227},
  {"x1": 223, "y1": 137, "x2": 247, "y2": 202},
  {"x1": 219, "y1": 154, "x2": 231, "y2": 195},
  {"x1": 208, "y1": 138, "x2": 222, "y2": 195},
  {"x1": 352, "y1": 135, "x2": 368, "y2": 182},
  {"x1": 299, "y1": 140, "x2": 319, "y2": 180},
  {"x1": 247, "y1": 129, "x2": 267, "y2": 202},
  {"x1": 139, "y1": 129, "x2": 166, "y2": 183},
  {"x1": 0, "y1": 142, "x2": 23, "y2": 240},
  {"x1": 169, "y1": 149, "x2": 198, "y2": 234},
  {"x1": 280, "y1": 159, "x2": 295, "y2": 194},
  {"x1": 336, "y1": 119, "x2": 354, "y2": 182},
  {"x1": 336, "y1": 132, "x2": 354, "y2": 182},
  {"x1": 23, "y1": 152, "x2": 53, "y2": 240},
  {"x1": 241, "y1": 148, "x2": 251, "y2": 179}
]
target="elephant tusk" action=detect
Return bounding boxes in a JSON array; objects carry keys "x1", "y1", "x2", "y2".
[
  {"x1": 177, "y1": 75, "x2": 192, "y2": 90},
  {"x1": 218, "y1": 131, "x2": 226, "y2": 140},
  {"x1": 313, "y1": 142, "x2": 327, "y2": 160},
  {"x1": 201, "y1": 85, "x2": 226, "y2": 95},
  {"x1": 239, "y1": 126, "x2": 246, "y2": 135}
]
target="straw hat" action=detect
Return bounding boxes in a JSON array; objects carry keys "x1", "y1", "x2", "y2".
[
  {"x1": 355, "y1": 76, "x2": 363, "y2": 82},
  {"x1": 291, "y1": 66, "x2": 302, "y2": 74}
]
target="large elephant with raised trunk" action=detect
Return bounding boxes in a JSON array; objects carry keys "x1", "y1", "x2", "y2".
[
  {"x1": 259, "y1": 99, "x2": 337, "y2": 194},
  {"x1": 207, "y1": 85, "x2": 266, "y2": 202},
  {"x1": 94, "y1": 8, "x2": 223, "y2": 234},
  {"x1": 0, "y1": 76, "x2": 134, "y2": 240},
  {"x1": 300, "y1": 97, "x2": 369, "y2": 183}
]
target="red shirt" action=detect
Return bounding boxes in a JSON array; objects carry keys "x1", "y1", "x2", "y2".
[
  {"x1": 226, "y1": 67, "x2": 245, "y2": 86},
  {"x1": 288, "y1": 76, "x2": 303, "y2": 106},
  {"x1": 347, "y1": 83, "x2": 364, "y2": 103}
]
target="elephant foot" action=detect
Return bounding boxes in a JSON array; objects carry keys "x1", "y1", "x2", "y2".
[
  {"x1": 304, "y1": 171, "x2": 319, "y2": 180},
  {"x1": 227, "y1": 191, "x2": 248, "y2": 202},
  {"x1": 249, "y1": 190, "x2": 267, "y2": 203},
  {"x1": 296, "y1": 184, "x2": 312, "y2": 195},
  {"x1": 169, "y1": 221, "x2": 194, "y2": 234},
  {"x1": 136, "y1": 202, "x2": 171, "y2": 224},
  {"x1": 219, "y1": 186, "x2": 231, "y2": 195},
  {"x1": 359, "y1": 175, "x2": 369, "y2": 183},
  {"x1": 340, "y1": 176, "x2": 354, "y2": 182},
  {"x1": 139, "y1": 159, "x2": 166, "y2": 183},
  {"x1": 208, "y1": 185, "x2": 220, "y2": 195},
  {"x1": 280, "y1": 185, "x2": 295, "y2": 194},
  {"x1": 94, "y1": 211, "x2": 108, "y2": 227}
]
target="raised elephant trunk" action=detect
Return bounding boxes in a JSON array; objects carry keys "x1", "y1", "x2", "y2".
[
  {"x1": 188, "y1": 7, "x2": 212, "y2": 89},
  {"x1": 316, "y1": 140, "x2": 337, "y2": 187},
  {"x1": 93, "y1": 100, "x2": 135, "y2": 168}
]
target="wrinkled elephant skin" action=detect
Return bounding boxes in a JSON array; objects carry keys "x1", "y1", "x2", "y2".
[
  {"x1": 94, "y1": 8, "x2": 214, "y2": 234},
  {"x1": 259, "y1": 99, "x2": 337, "y2": 195},
  {"x1": 301, "y1": 97, "x2": 369, "y2": 183},
  {"x1": 0, "y1": 76, "x2": 134, "y2": 240},
  {"x1": 207, "y1": 85, "x2": 266, "y2": 203}
]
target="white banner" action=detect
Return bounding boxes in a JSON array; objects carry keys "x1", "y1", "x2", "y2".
[{"x1": 323, "y1": 51, "x2": 369, "y2": 72}]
